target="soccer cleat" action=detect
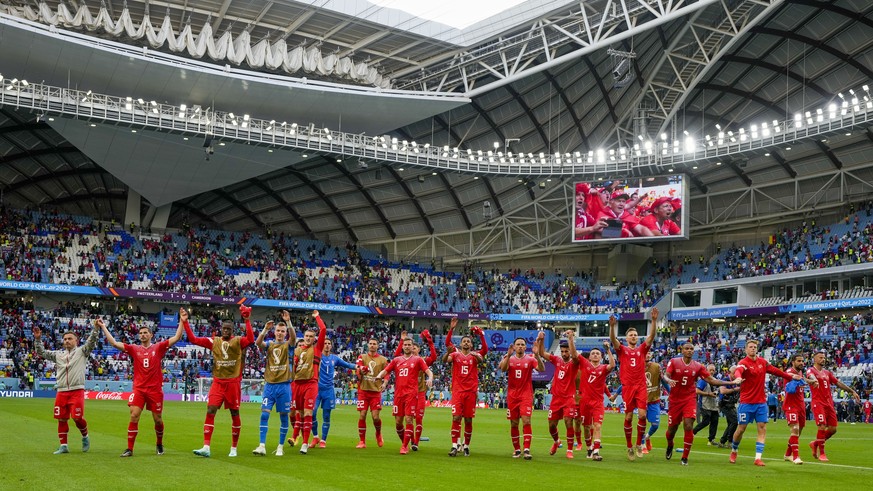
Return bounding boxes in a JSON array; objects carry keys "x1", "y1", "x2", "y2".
[
  {"x1": 376, "y1": 434, "x2": 384, "y2": 447},
  {"x1": 82, "y1": 436, "x2": 90, "y2": 453},
  {"x1": 566, "y1": 450, "x2": 574, "y2": 459},
  {"x1": 784, "y1": 455, "x2": 793, "y2": 462},
  {"x1": 156, "y1": 444, "x2": 164, "y2": 456},
  {"x1": 512, "y1": 450, "x2": 522, "y2": 459},
  {"x1": 592, "y1": 453, "x2": 603, "y2": 462},
  {"x1": 809, "y1": 441, "x2": 819, "y2": 459},
  {"x1": 399, "y1": 446, "x2": 409, "y2": 455},
  {"x1": 818, "y1": 453, "x2": 829, "y2": 462},
  {"x1": 754, "y1": 459, "x2": 766, "y2": 467},
  {"x1": 642, "y1": 446, "x2": 649, "y2": 455},
  {"x1": 193, "y1": 446, "x2": 211, "y2": 458},
  {"x1": 448, "y1": 445, "x2": 458, "y2": 457},
  {"x1": 665, "y1": 444, "x2": 674, "y2": 460},
  {"x1": 411, "y1": 444, "x2": 419, "y2": 452},
  {"x1": 627, "y1": 447, "x2": 636, "y2": 461},
  {"x1": 252, "y1": 445, "x2": 267, "y2": 456},
  {"x1": 680, "y1": 458, "x2": 688, "y2": 466},
  {"x1": 463, "y1": 445, "x2": 470, "y2": 457},
  {"x1": 317, "y1": 441, "x2": 326, "y2": 448},
  {"x1": 310, "y1": 436, "x2": 321, "y2": 446},
  {"x1": 523, "y1": 449, "x2": 532, "y2": 461},
  {"x1": 793, "y1": 458, "x2": 803, "y2": 465},
  {"x1": 53, "y1": 445, "x2": 69, "y2": 455},
  {"x1": 120, "y1": 449, "x2": 133, "y2": 458},
  {"x1": 587, "y1": 449, "x2": 593, "y2": 459},
  {"x1": 355, "y1": 442, "x2": 367, "y2": 449},
  {"x1": 274, "y1": 445, "x2": 284, "y2": 457},
  {"x1": 575, "y1": 442, "x2": 583, "y2": 451},
  {"x1": 707, "y1": 440, "x2": 717, "y2": 446},
  {"x1": 729, "y1": 451, "x2": 737, "y2": 464},
  {"x1": 550, "y1": 440, "x2": 561, "y2": 456},
  {"x1": 299, "y1": 443, "x2": 309, "y2": 455},
  {"x1": 228, "y1": 448, "x2": 237, "y2": 458},
  {"x1": 646, "y1": 439, "x2": 653, "y2": 452},
  {"x1": 287, "y1": 437, "x2": 296, "y2": 448},
  {"x1": 634, "y1": 445, "x2": 644, "y2": 458}
]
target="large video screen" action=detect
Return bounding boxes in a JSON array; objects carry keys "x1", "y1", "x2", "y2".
[{"x1": 572, "y1": 175, "x2": 688, "y2": 244}]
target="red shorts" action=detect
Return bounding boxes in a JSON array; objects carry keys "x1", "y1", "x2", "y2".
[
  {"x1": 578, "y1": 399, "x2": 604, "y2": 426},
  {"x1": 392, "y1": 392, "x2": 417, "y2": 417},
  {"x1": 667, "y1": 399, "x2": 696, "y2": 425},
  {"x1": 451, "y1": 391, "x2": 477, "y2": 418},
  {"x1": 506, "y1": 397, "x2": 533, "y2": 420},
  {"x1": 356, "y1": 390, "x2": 382, "y2": 412},
  {"x1": 54, "y1": 389, "x2": 85, "y2": 420},
  {"x1": 208, "y1": 378, "x2": 241, "y2": 410},
  {"x1": 292, "y1": 381, "x2": 318, "y2": 411},
  {"x1": 548, "y1": 396, "x2": 577, "y2": 420},
  {"x1": 811, "y1": 402, "x2": 838, "y2": 427},
  {"x1": 416, "y1": 391, "x2": 427, "y2": 418},
  {"x1": 785, "y1": 409, "x2": 805, "y2": 429},
  {"x1": 622, "y1": 385, "x2": 647, "y2": 412},
  {"x1": 130, "y1": 388, "x2": 164, "y2": 414}
]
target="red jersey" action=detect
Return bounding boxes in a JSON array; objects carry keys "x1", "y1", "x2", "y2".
[
  {"x1": 864, "y1": 401, "x2": 872, "y2": 412},
  {"x1": 639, "y1": 215, "x2": 681, "y2": 235},
  {"x1": 506, "y1": 354, "x2": 538, "y2": 401},
  {"x1": 616, "y1": 342, "x2": 649, "y2": 388},
  {"x1": 125, "y1": 340, "x2": 170, "y2": 391},
  {"x1": 782, "y1": 367, "x2": 806, "y2": 411},
  {"x1": 806, "y1": 366, "x2": 838, "y2": 408},
  {"x1": 384, "y1": 355, "x2": 428, "y2": 397},
  {"x1": 665, "y1": 357, "x2": 710, "y2": 404},
  {"x1": 733, "y1": 356, "x2": 792, "y2": 404},
  {"x1": 448, "y1": 351, "x2": 483, "y2": 393},
  {"x1": 548, "y1": 354, "x2": 579, "y2": 399},
  {"x1": 579, "y1": 356, "x2": 612, "y2": 402}
]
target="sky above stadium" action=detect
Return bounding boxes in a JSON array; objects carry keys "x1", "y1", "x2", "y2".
[{"x1": 368, "y1": 0, "x2": 530, "y2": 29}]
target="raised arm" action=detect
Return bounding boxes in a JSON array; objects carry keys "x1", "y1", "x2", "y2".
[
  {"x1": 472, "y1": 325, "x2": 488, "y2": 357},
  {"x1": 603, "y1": 340, "x2": 616, "y2": 371},
  {"x1": 566, "y1": 330, "x2": 579, "y2": 362},
  {"x1": 81, "y1": 319, "x2": 101, "y2": 355},
  {"x1": 312, "y1": 310, "x2": 326, "y2": 355},
  {"x1": 168, "y1": 308, "x2": 186, "y2": 347},
  {"x1": 421, "y1": 330, "x2": 437, "y2": 366},
  {"x1": 282, "y1": 310, "x2": 297, "y2": 346},
  {"x1": 239, "y1": 306, "x2": 255, "y2": 348},
  {"x1": 498, "y1": 345, "x2": 512, "y2": 372},
  {"x1": 31, "y1": 327, "x2": 57, "y2": 362},
  {"x1": 534, "y1": 333, "x2": 548, "y2": 360},
  {"x1": 256, "y1": 320, "x2": 275, "y2": 350},
  {"x1": 608, "y1": 315, "x2": 621, "y2": 351},
  {"x1": 394, "y1": 330, "x2": 407, "y2": 357},
  {"x1": 183, "y1": 315, "x2": 213, "y2": 349},
  {"x1": 445, "y1": 318, "x2": 457, "y2": 352},
  {"x1": 98, "y1": 318, "x2": 125, "y2": 351},
  {"x1": 645, "y1": 307, "x2": 658, "y2": 347}
]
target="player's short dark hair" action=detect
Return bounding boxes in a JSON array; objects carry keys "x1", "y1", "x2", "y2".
[
  {"x1": 789, "y1": 353, "x2": 803, "y2": 362},
  {"x1": 221, "y1": 321, "x2": 234, "y2": 329},
  {"x1": 460, "y1": 335, "x2": 473, "y2": 343},
  {"x1": 513, "y1": 337, "x2": 527, "y2": 344},
  {"x1": 559, "y1": 340, "x2": 569, "y2": 348},
  {"x1": 62, "y1": 331, "x2": 78, "y2": 339},
  {"x1": 138, "y1": 326, "x2": 152, "y2": 333},
  {"x1": 368, "y1": 337, "x2": 379, "y2": 343}
]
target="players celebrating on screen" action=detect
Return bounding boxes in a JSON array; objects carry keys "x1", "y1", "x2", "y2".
[
  {"x1": 499, "y1": 333, "x2": 545, "y2": 460},
  {"x1": 639, "y1": 197, "x2": 681, "y2": 236},
  {"x1": 443, "y1": 318, "x2": 488, "y2": 457},
  {"x1": 729, "y1": 339, "x2": 802, "y2": 466},
  {"x1": 595, "y1": 191, "x2": 654, "y2": 239},
  {"x1": 574, "y1": 183, "x2": 609, "y2": 240},
  {"x1": 782, "y1": 353, "x2": 809, "y2": 464},
  {"x1": 392, "y1": 329, "x2": 437, "y2": 451},
  {"x1": 253, "y1": 310, "x2": 296, "y2": 456},
  {"x1": 288, "y1": 310, "x2": 327, "y2": 454},
  {"x1": 609, "y1": 309, "x2": 658, "y2": 460},
  {"x1": 535, "y1": 330, "x2": 579, "y2": 459},
  {"x1": 311, "y1": 338, "x2": 356, "y2": 448},
  {"x1": 33, "y1": 320, "x2": 100, "y2": 455},
  {"x1": 355, "y1": 338, "x2": 389, "y2": 448},
  {"x1": 806, "y1": 350, "x2": 860, "y2": 462},
  {"x1": 663, "y1": 342, "x2": 739, "y2": 466},
  {"x1": 99, "y1": 311, "x2": 185, "y2": 457},
  {"x1": 184, "y1": 305, "x2": 255, "y2": 458},
  {"x1": 375, "y1": 337, "x2": 434, "y2": 455},
  {"x1": 577, "y1": 340, "x2": 615, "y2": 460}
]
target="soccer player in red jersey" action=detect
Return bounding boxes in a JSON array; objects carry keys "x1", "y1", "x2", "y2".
[
  {"x1": 806, "y1": 350, "x2": 860, "y2": 462},
  {"x1": 577, "y1": 340, "x2": 615, "y2": 461},
  {"x1": 729, "y1": 339, "x2": 802, "y2": 466},
  {"x1": 443, "y1": 318, "x2": 488, "y2": 457},
  {"x1": 865, "y1": 399, "x2": 872, "y2": 424},
  {"x1": 782, "y1": 353, "x2": 809, "y2": 464},
  {"x1": 375, "y1": 337, "x2": 434, "y2": 454},
  {"x1": 393, "y1": 329, "x2": 437, "y2": 451},
  {"x1": 535, "y1": 330, "x2": 579, "y2": 459},
  {"x1": 184, "y1": 305, "x2": 255, "y2": 458},
  {"x1": 663, "y1": 342, "x2": 738, "y2": 466},
  {"x1": 355, "y1": 338, "x2": 388, "y2": 449},
  {"x1": 499, "y1": 333, "x2": 545, "y2": 460},
  {"x1": 99, "y1": 309, "x2": 185, "y2": 457},
  {"x1": 609, "y1": 309, "x2": 658, "y2": 460},
  {"x1": 289, "y1": 310, "x2": 327, "y2": 454}
]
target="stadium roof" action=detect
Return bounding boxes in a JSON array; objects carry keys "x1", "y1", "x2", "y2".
[{"x1": 1, "y1": 0, "x2": 873, "y2": 262}]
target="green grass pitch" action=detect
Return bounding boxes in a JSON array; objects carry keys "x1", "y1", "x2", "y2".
[{"x1": 1, "y1": 399, "x2": 870, "y2": 490}]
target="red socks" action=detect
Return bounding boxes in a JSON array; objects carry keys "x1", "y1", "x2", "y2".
[
  {"x1": 73, "y1": 418, "x2": 88, "y2": 437},
  {"x1": 636, "y1": 420, "x2": 647, "y2": 446},
  {"x1": 395, "y1": 422, "x2": 404, "y2": 441},
  {"x1": 231, "y1": 414, "x2": 241, "y2": 448},
  {"x1": 549, "y1": 425, "x2": 560, "y2": 442},
  {"x1": 414, "y1": 416, "x2": 423, "y2": 445},
  {"x1": 127, "y1": 422, "x2": 138, "y2": 450},
  {"x1": 787, "y1": 435, "x2": 798, "y2": 459},
  {"x1": 58, "y1": 420, "x2": 69, "y2": 445},
  {"x1": 155, "y1": 421, "x2": 164, "y2": 446},
  {"x1": 373, "y1": 418, "x2": 382, "y2": 437},
  {"x1": 292, "y1": 416, "x2": 302, "y2": 440},
  {"x1": 593, "y1": 439, "x2": 601, "y2": 453},
  {"x1": 511, "y1": 426, "x2": 520, "y2": 451},
  {"x1": 402, "y1": 423, "x2": 413, "y2": 448},
  {"x1": 624, "y1": 421, "x2": 633, "y2": 447},
  {"x1": 464, "y1": 420, "x2": 473, "y2": 446},
  {"x1": 566, "y1": 426, "x2": 575, "y2": 449},
  {"x1": 522, "y1": 423, "x2": 532, "y2": 451},
  {"x1": 204, "y1": 413, "x2": 215, "y2": 445},
  {"x1": 451, "y1": 420, "x2": 461, "y2": 445},
  {"x1": 302, "y1": 415, "x2": 312, "y2": 446},
  {"x1": 665, "y1": 428, "x2": 675, "y2": 447},
  {"x1": 358, "y1": 419, "x2": 367, "y2": 443},
  {"x1": 682, "y1": 429, "x2": 693, "y2": 459}
]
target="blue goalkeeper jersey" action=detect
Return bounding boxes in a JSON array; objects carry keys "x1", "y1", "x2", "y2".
[{"x1": 318, "y1": 354, "x2": 356, "y2": 391}]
